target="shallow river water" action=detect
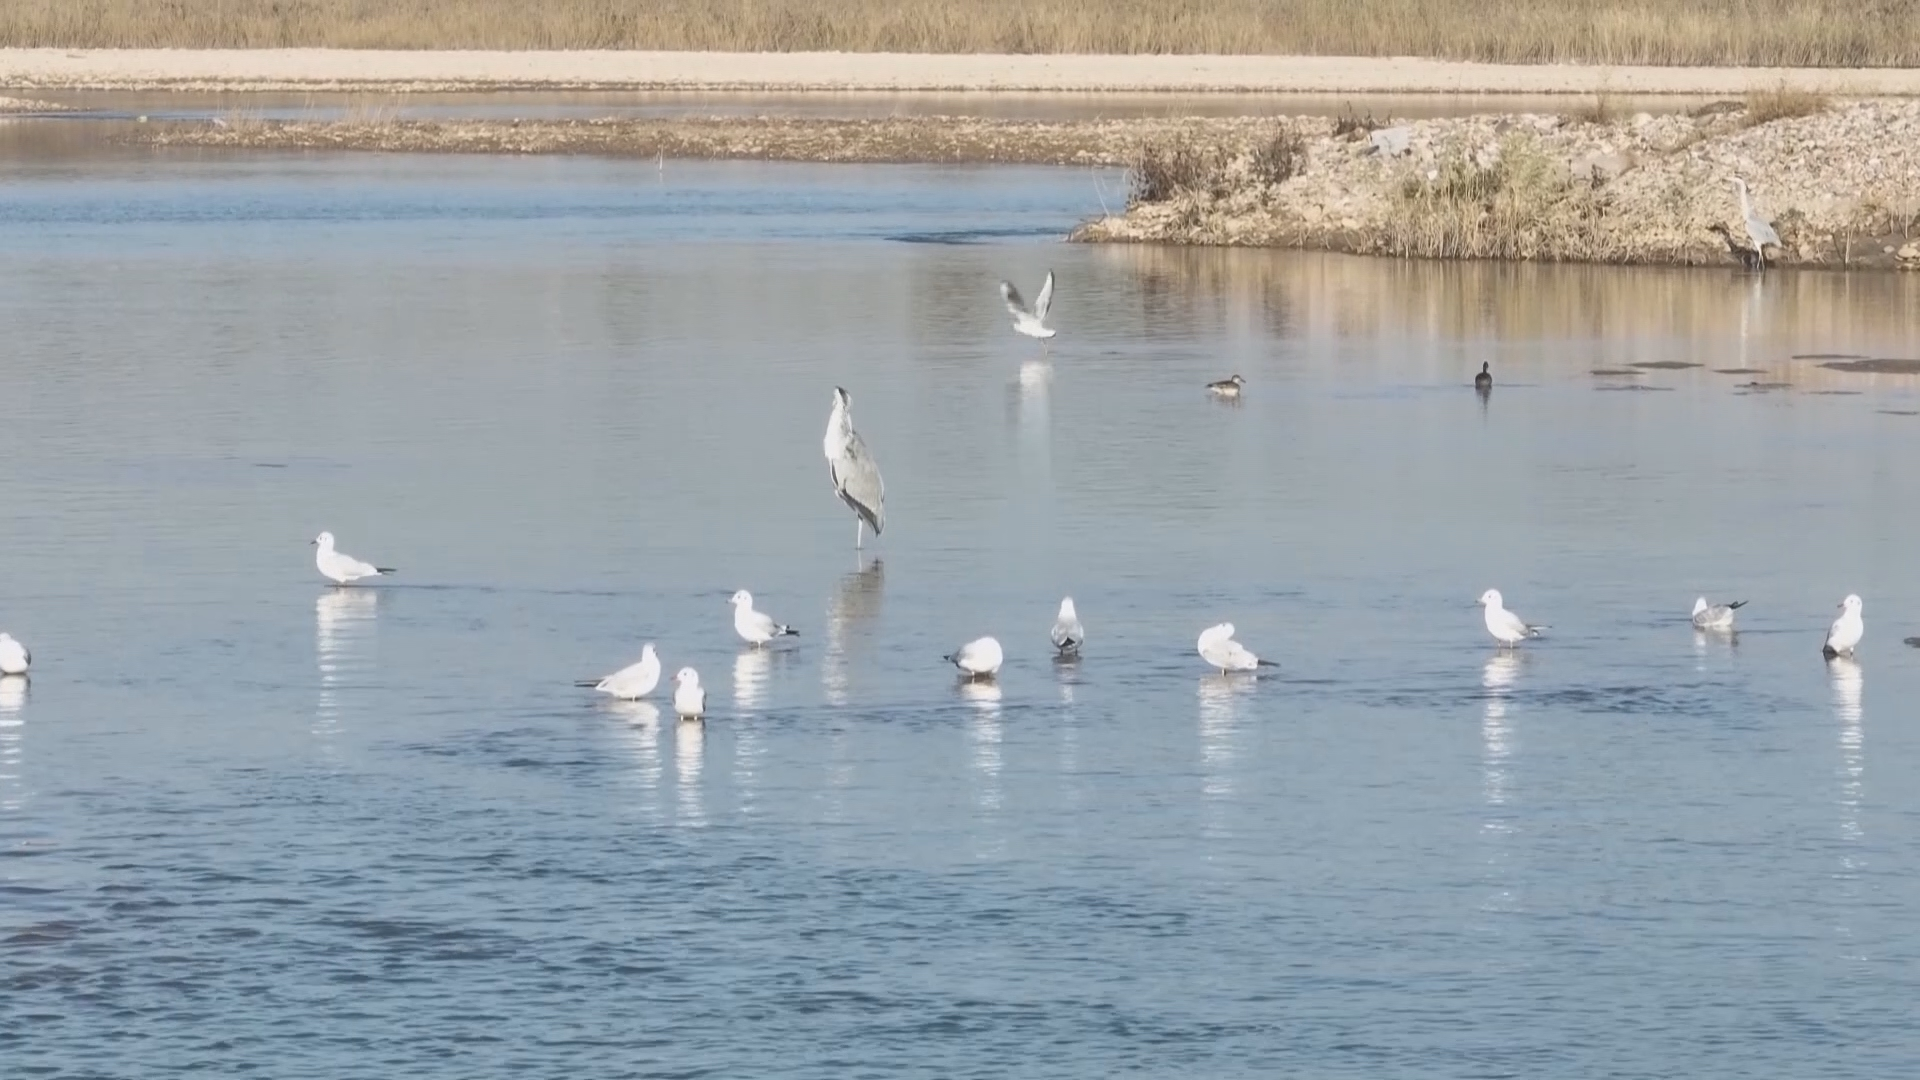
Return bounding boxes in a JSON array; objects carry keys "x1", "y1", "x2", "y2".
[{"x1": 3, "y1": 146, "x2": 1920, "y2": 1078}]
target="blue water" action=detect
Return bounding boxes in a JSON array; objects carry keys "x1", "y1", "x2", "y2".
[{"x1": 3, "y1": 148, "x2": 1920, "y2": 1078}]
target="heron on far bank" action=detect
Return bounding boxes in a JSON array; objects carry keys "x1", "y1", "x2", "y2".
[{"x1": 1730, "y1": 177, "x2": 1783, "y2": 269}]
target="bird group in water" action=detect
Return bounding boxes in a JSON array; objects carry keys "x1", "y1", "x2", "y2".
[{"x1": 0, "y1": 270, "x2": 1882, "y2": 713}]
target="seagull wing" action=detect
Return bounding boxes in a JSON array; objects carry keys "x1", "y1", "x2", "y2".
[
  {"x1": 1000, "y1": 280, "x2": 1028, "y2": 318},
  {"x1": 1493, "y1": 608, "x2": 1532, "y2": 639},
  {"x1": 1034, "y1": 270, "x2": 1055, "y2": 320}
]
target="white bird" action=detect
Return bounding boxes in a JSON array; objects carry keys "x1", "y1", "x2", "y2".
[
  {"x1": 1197, "y1": 622, "x2": 1273, "y2": 673},
  {"x1": 1050, "y1": 597, "x2": 1083, "y2": 656},
  {"x1": 311, "y1": 531, "x2": 394, "y2": 585},
  {"x1": 999, "y1": 270, "x2": 1056, "y2": 346},
  {"x1": 824, "y1": 386, "x2": 885, "y2": 549},
  {"x1": 1824, "y1": 594, "x2": 1864, "y2": 657},
  {"x1": 1730, "y1": 177, "x2": 1783, "y2": 268},
  {"x1": 0, "y1": 633, "x2": 29, "y2": 676},
  {"x1": 1207, "y1": 374, "x2": 1246, "y2": 398},
  {"x1": 946, "y1": 636, "x2": 1004, "y2": 679},
  {"x1": 577, "y1": 642, "x2": 660, "y2": 700},
  {"x1": 672, "y1": 667, "x2": 706, "y2": 720},
  {"x1": 1691, "y1": 596, "x2": 1747, "y2": 631},
  {"x1": 1479, "y1": 589, "x2": 1546, "y2": 648},
  {"x1": 730, "y1": 589, "x2": 798, "y2": 646}
]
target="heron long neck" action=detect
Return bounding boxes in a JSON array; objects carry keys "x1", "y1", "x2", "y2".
[{"x1": 1736, "y1": 182, "x2": 1754, "y2": 219}]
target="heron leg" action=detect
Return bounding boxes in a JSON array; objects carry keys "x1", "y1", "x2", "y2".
[{"x1": 855, "y1": 518, "x2": 864, "y2": 549}]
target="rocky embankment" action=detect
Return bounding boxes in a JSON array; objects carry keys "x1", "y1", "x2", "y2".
[{"x1": 1076, "y1": 98, "x2": 1920, "y2": 270}]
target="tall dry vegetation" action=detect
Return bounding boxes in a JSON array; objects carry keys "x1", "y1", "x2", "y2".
[
  {"x1": 1385, "y1": 137, "x2": 1618, "y2": 261},
  {"x1": 3, "y1": 0, "x2": 1918, "y2": 64}
]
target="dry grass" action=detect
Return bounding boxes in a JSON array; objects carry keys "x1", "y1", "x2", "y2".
[
  {"x1": 1743, "y1": 84, "x2": 1832, "y2": 126},
  {"x1": 1129, "y1": 125, "x2": 1305, "y2": 207},
  {"x1": 1385, "y1": 136, "x2": 1615, "y2": 260},
  {"x1": 1568, "y1": 92, "x2": 1619, "y2": 125},
  {"x1": 5, "y1": 0, "x2": 1920, "y2": 64}
]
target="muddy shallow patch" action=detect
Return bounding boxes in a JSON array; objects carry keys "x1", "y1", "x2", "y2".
[{"x1": 1818, "y1": 358, "x2": 1920, "y2": 375}]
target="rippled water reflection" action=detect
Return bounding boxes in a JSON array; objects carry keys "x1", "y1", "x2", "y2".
[{"x1": 3, "y1": 150, "x2": 1920, "y2": 1077}]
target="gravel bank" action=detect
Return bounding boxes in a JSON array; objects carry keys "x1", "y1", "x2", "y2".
[{"x1": 1076, "y1": 98, "x2": 1920, "y2": 269}]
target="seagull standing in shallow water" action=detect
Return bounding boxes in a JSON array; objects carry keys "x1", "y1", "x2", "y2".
[
  {"x1": 0, "y1": 633, "x2": 29, "y2": 676},
  {"x1": 824, "y1": 386, "x2": 885, "y2": 549},
  {"x1": 1824, "y1": 594, "x2": 1863, "y2": 657},
  {"x1": 1050, "y1": 598, "x2": 1083, "y2": 656},
  {"x1": 1197, "y1": 623, "x2": 1273, "y2": 673},
  {"x1": 1474, "y1": 363, "x2": 1493, "y2": 392},
  {"x1": 946, "y1": 636, "x2": 1004, "y2": 679},
  {"x1": 1479, "y1": 589, "x2": 1546, "y2": 648},
  {"x1": 577, "y1": 643, "x2": 661, "y2": 700},
  {"x1": 1691, "y1": 597, "x2": 1746, "y2": 631},
  {"x1": 730, "y1": 590, "x2": 798, "y2": 646},
  {"x1": 672, "y1": 668, "x2": 706, "y2": 720},
  {"x1": 1000, "y1": 270, "x2": 1056, "y2": 352},
  {"x1": 311, "y1": 531, "x2": 395, "y2": 585}
]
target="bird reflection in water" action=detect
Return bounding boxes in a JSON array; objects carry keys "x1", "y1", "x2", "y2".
[
  {"x1": 823, "y1": 557, "x2": 884, "y2": 707},
  {"x1": 675, "y1": 718, "x2": 705, "y2": 828},
  {"x1": 1480, "y1": 651, "x2": 1520, "y2": 913},
  {"x1": 1197, "y1": 674, "x2": 1249, "y2": 809},
  {"x1": 1829, "y1": 655, "x2": 1864, "y2": 949},
  {"x1": 315, "y1": 587, "x2": 379, "y2": 752},
  {"x1": 734, "y1": 648, "x2": 770, "y2": 712},
  {"x1": 0, "y1": 676, "x2": 25, "y2": 814}
]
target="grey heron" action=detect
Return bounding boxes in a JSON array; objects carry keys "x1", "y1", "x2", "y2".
[
  {"x1": 824, "y1": 386, "x2": 885, "y2": 548},
  {"x1": 1730, "y1": 177, "x2": 1782, "y2": 268}
]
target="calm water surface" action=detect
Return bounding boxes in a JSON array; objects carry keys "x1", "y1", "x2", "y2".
[{"x1": 3, "y1": 148, "x2": 1920, "y2": 1078}]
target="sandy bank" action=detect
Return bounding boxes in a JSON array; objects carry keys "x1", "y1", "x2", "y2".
[
  {"x1": 7, "y1": 49, "x2": 1920, "y2": 95},
  {"x1": 142, "y1": 114, "x2": 1197, "y2": 166},
  {"x1": 1076, "y1": 98, "x2": 1920, "y2": 270}
]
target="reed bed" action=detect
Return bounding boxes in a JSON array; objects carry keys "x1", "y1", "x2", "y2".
[{"x1": 6, "y1": 0, "x2": 1919, "y2": 66}]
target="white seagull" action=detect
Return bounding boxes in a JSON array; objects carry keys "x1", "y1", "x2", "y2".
[
  {"x1": 672, "y1": 667, "x2": 707, "y2": 720},
  {"x1": 824, "y1": 386, "x2": 885, "y2": 548},
  {"x1": 1050, "y1": 597, "x2": 1084, "y2": 656},
  {"x1": 0, "y1": 633, "x2": 29, "y2": 676},
  {"x1": 312, "y1": 531, "x2": 394, "y2": 585},
  {"x1": 1197, "y1": 622, "x2": 1273, "y2": 673},
  {"x1": 577, "y1": 643, "x2": 661, "y2": 700},
  {"x1": 1000, "y1": 270, "x2": 1056, "y2": 347},
  {"x1": 1824, "y1": 594, "x2": 1864, "y2": 658},
  {"x1": 730, "y1": 590, "x2": 798, "y2": 646},
  {"x1": 1691, "y1": 596, "x2": 1747, "y2": 631},
  {"x1": 1479, "y1": 589, "x2": 1546, "y2": 648},
  {"x1": 946, "y1": 636, "x2": 1004, "y2": 679}
]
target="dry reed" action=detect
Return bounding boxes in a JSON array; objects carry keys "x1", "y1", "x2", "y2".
[
  {"x1": 1384, "y1": 136, "x2": 1615, "y2": 261},
  {"x1": 4, "y1": 0, "x2": 1919, "y2": 65},
  {"x1": 1743, "y1": 84, "x2": 1832, "y2": 126}
]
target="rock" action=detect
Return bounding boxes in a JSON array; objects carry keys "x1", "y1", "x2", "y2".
[
  {"x1": 1898, "y1": 242, "x2": 1920, "y2": 269},
  {"x1": 1369, "y1": 126, "x2": 1412, "y2": 158},
  {"x1": 1571, "y1": 151, "x2": 1634, "y2": 181}
]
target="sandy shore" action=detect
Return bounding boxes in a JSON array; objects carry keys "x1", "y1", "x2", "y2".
[{"x1": 6, "y1": 49, "x2": 1920, "y2": 95}]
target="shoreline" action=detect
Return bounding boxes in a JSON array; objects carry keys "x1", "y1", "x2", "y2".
[{"x1": 7, "y1": 49, "x2": 1920, "y2": 95}]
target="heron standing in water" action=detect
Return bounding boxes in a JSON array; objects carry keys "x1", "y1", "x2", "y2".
[
  {"x1": 824, "y1": 386, "x2": 885, "y2": 549},
  {"x1": 1729, "y1": 177, "x2": 1782, "y2": 269}
]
